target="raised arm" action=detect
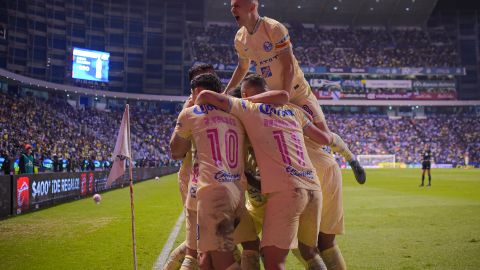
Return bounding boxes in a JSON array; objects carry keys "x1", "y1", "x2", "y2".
[
  {"x1": 225, "y1": 58, "x2": 250, "y2": 93},
  {"x1": 195, "y1": 90, "x2": 232, "y2": 112},
  {"x1": 278, "y1": 49, "x2": 295, "y2": 96},
  {"x1": 244, "y1": 90, "x2": 289, "y2": 105},
  {"x1": 303, "y1": 123, "x2": 333, "y2": 146}
]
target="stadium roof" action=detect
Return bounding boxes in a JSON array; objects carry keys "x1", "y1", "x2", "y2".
[{"x1": 206, "y1": 0, "x2": 439, "y2": 27}]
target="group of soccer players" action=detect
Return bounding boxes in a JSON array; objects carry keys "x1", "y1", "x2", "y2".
[{"x1": 167, "y1": 1, "x2": 366, "y2": 269}]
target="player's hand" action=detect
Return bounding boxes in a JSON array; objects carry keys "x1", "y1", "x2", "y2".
[{"x1": 183, "y1": 95, "x2": 194, "y2": 109}]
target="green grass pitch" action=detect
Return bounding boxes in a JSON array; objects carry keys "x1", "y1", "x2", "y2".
[{"x1": 1, "y1": 169, "x2": 479, "y2": 270}]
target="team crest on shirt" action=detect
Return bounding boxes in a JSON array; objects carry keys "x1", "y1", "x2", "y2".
[
  {"x1": 260, "y1": 66, "x2": 272, "y2": 78},
  {"x1": 263, "y1": 41, "x2": 273, "y2": 52}
]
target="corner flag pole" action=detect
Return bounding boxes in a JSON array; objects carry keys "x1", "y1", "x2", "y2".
[{"x1": 126, "y1": 104, "x2": 138, "y2": 270}]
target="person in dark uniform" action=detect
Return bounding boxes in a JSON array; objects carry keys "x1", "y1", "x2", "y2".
[
  {"x1": 19, "y1": 144, "x2": 35, "y2": 174},
  {"x1": 1, "y1": 150, "x2": 12, "y2": 175},
  {"x1": 420, "y1": 144, "x2": 432, "y2": 187}
]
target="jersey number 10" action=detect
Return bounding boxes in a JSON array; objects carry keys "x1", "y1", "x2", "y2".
[{"x1": 207, "y1": 128, "x2": 239, "y2": 169}]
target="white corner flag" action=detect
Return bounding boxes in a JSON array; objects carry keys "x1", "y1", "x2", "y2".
[{"x1": 106, "y1": 105, "x2": 132, "y2": 188}]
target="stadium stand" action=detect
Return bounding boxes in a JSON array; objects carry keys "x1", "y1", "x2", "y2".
[
  {"x1": 189, "y1": 24, "x2": 460, "y2": 68},
  {"x1": 0, "y1": 91, "x2": 179, "y2": 172}
]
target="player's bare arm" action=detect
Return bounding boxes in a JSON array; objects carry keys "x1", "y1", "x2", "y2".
[
  {"x1": 278, "y1": 48, "x2": 295, "y2": 96},
  {"x1": 195, "y1": 90, "x2": 231, "y2": 111},
  {"x1": 225, "y1": 57, "x2": 250, "y2": 93},
  {"x1": 169, "y1": 129, "x2": 191, "y2": 160},
  {"x1": 244, "y1": 90, "x2": 289, "y2": 105},
  {"x1": 303, "y1": 123, "x2": 333, "y2": 147}
]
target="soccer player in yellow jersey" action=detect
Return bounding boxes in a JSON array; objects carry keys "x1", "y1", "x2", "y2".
[
  {"x1": 232, "y1": 76, "x2": 346, "y2": 270},
  {"x1": 164, "y1": 64, "x2": 217, "y2": 270},
  {"x1": 196, "y1": 75, "x2": 338, "y2": 270},
  {"x1": 171, "y1": 74, "x2": 258, "y2": 270},
  {"x1": 226, "y1": 0, "x2": 366, "y2": 184}
]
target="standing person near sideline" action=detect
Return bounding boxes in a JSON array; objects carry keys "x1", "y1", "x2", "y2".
[
  {"x1": 19, "y1": 144, "x2": 34, "y2": 174},
  {"x1": 420, "y1": 144, "x2": 432, "y2": 187},
  {"x1": 225, "y1": 0, "x2": 366, "y2": 184},
  {"x1": 1, "y1": 150, "x2": 12, "y2": 175}
]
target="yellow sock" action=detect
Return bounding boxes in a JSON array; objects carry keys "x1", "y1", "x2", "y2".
[
  {"x1": 329, "y1": 133, "x2": 354, "y2": 162},
  {"x1": 320, "y1": 245, "x2": 347, "y2": 270},
  {"x1": 233, "y1": 245, "x2": 242, "y2": 263},
  {"x1": 179, "y1": 255, "x2": 198, "y2": 270},
  {"x1": 163, "y1": 241, "x2": 187, "y2": 270},
  {"x1": 306, "y1": 254, "x2": 327, "y2": 270}
]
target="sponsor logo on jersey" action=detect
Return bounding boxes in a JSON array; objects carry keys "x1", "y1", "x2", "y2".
[
  {"x1": 193, "y1": 104, "x2": 218, "y2": 115},
  {"x1": 259, "y1": 104, "x2": 294, "y2": 117},
  {"x1": 286, "y1": 165, "x2": 315, "y2": 180},
  {"x1": 261, "y1": 66, "x2": 273, "y2": 78},
  {"x1": 263, "y1": 41, "x2": 273, "y2": 52},
  {"x1": 302, "y1": 105, "x2": 314, "y2": 116},
  {"x1": 214, "y1": 170, "x2": 241, "y2": 183}
]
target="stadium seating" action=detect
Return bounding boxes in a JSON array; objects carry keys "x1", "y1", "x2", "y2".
[
  {"x1": 0, "y1": 92, "x2": 179, "y2": 171},
  {"x1": 1, "y1": 92, "x2": 478, "y2": 170},
  {"x1": 189, "y1": 24, "x2": 460, "y2": 68},
  {"x1": 325, "y1": 112, "x2": 479, "y2": 166}
]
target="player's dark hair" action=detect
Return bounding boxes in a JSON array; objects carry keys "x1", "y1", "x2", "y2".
[
  {"x1": 190, "y1": 73, "x2": 222, "y2": 93},
  {"x1": 241, "y1": 74, "x2": 267, "y2": 93},
  {"x1": 228, "y1": 86, "x2": 242, "y2": 98},
  {"x1": 188, "y1": 63, "x2": 215, "y2": 81}
]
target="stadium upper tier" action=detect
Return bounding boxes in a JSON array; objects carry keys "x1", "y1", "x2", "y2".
[{"x1": 189, "y1": 24, "x2": 460, "y2": 69}]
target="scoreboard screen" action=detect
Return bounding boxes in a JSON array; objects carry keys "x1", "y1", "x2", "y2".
[{"x1": 72, "y1": 47, "x2": 110, "y2": 82}]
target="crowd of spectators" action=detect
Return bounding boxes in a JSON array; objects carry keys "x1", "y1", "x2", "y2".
[
  {"x1": 190, "y1": 24, "x2": 460, "y2": 68},
  {"x1": 325, "y1": 112, "x2": 480, "y2": 166},
  {"x1": 0, "y1": 92, "x2": 179, "y2": 174},
  {"x1": 1, "y1": 91, "x2": 478, "y2": 174}
]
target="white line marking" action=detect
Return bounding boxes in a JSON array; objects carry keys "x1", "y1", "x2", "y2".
[{"x1": 153, "y1": 213, "x2": 185, "y2": 270}]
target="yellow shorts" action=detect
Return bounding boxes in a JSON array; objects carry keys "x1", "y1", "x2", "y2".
[
  {"x1": 245, "y1": 198, "x2": 266, "y2": 235},
  {"x1": 290, "y1": 83, "x2": 326, "y2": 125},
  {"x1": 197, "y1": 184, "x2": 257, "y2": 253},
  {"x1": 185, "y1": 208, "x2": 197, "y2": 250},
  {"x1": 318, "y1": 164, "x2": 345, "y2": 235},
  {"x1": 261, "y1": 188, "x2": 322, "y2": 250},
  {"x1": 177, "y1": 171, "x2": 190, "y2": 206}
]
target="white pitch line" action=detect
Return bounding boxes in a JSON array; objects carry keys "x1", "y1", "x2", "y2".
[{"x1": 153, "y1": 213, "x2": 185, "y2": 270}]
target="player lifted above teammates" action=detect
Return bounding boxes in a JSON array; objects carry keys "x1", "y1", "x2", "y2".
[{"x1": 226, "y1": 0, "x2": 366, "y2": 184}]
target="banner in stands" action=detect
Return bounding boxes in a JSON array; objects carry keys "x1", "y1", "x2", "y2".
[
  {"x1": 313, "y1": 90, "x2": 457, "y2": 100},
  {"x1": 0, "y1": 175, "x2": 12, "y2": 218},
  {"x1": 365, "y1": 80, "x2": 412, "y2": 89},
  {"x1": 11, "y1": 167, "x2": 178, "y2": 216},
  {"x1": 412, "y1": 80, "x2": 456, "y2": 89},
  {"x1": 202, "y1": 61, "x2": 467, "y2": 76}
]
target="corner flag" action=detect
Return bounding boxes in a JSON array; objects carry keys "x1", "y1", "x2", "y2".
[{"x1": 106, "y1": 105, "x2": 132, "y2": 188}]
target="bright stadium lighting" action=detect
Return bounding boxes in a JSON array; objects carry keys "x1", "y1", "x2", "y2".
[
  {"x1": 370, "y1": 7, "x2": 374, "y2": 11},
  {"x1": 223, "y1": 2, "x2": 227, "y2": 6},
  {"x1": 297, "y1": 5, "x2": 301, "y2": 9},
  {"x1": 333, "y1": 6, "x2": 338, "y2": 10},
  {"x1": 261, "y1": 4, "x2": 265, "y2": 7},
  {"x1": 405, "y1": 7, "x2": 410, "y2": 11}
]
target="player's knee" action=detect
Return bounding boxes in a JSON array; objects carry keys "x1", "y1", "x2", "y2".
[
  {"x1": 298, "y1": 242, "x2": 318, "y2": 261},
  {"x1": 261, "y1": 245, "x2": 289, "y2": 267},
  {"x1": 241, "y1": 238, "x2": 260, "y2": 251},
  {"x1": 317, "y1": 233, "x2": 336, "y2": 252}
]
